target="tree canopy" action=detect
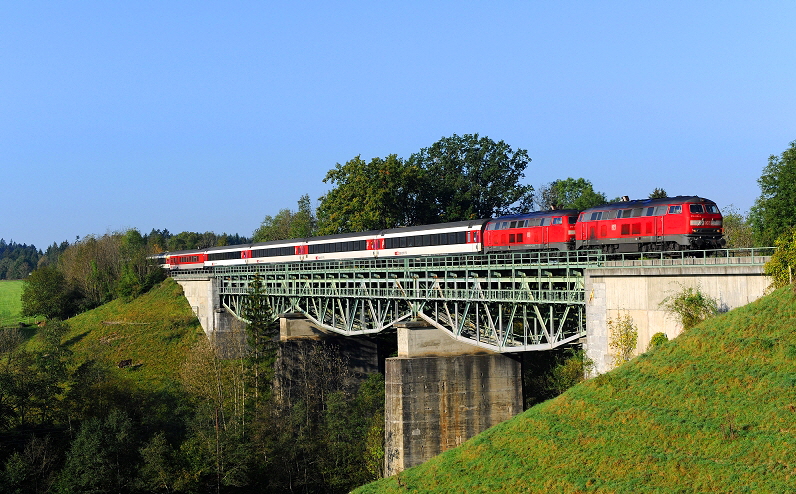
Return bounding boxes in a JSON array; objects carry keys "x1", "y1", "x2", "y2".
[
  {"x1": 750, "y1": 140, "x2": 796, "y2": 246},
  {"x1": 649, "y1": 188, "x2": 668, "y2": 199},
  {"x1": 536, "y1": 178, "x2": 607, "y2": 211},
  {"x1": 407, "y1": 134, "x2": 534, "y2": 223},
  {"x1": 316, "y1": 134, "x2": 534, "y2": 234},
  {"x1": 253, "y1": 194, "x2": 317, "y2": 242}
]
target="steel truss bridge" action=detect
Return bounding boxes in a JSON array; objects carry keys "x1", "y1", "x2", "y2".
[{"x1": 171, "y1": 248, "x2": 772, "y2": 353}]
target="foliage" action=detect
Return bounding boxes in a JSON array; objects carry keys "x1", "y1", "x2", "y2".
[
  {"x1": 546, "y1": 348, "x2": 593, "y2": 395},
  {"x1": 749, "y1": 140, "x2": 796, "y2": 246},
  {"x1": 0, "y1": 239, "x2": 55, "y2": 280},
  {"x1": 317, "y1": 134, "x2": 534, "y2": 234},
  {"x1": 53, "y1": 409, "x2": 138, "y2": 493},
  {"x1": 660, "y1": 284, "x2": 719, "y2": 331},
  {"x1": 608, "y1": 312, "x2": 638, "y2": 367},
  {"x1": 764, "y1": 227, "x2": 796, "y2": 289},
  {"x1": 649, "y1": 187, "x2": 668, "y2": 199},
  {"x1": 316, "y1": 154, "x2": 425, "y2": 234},
  {"x1": 242, "y1": 272, "x2": 279, "y2": 397},
  {"x1": 648, "y1": 332, "x2": 669, "y2": 349},
  {"x1": 20, "y1": 266, "x2": 74, "y2": 320},
  {"x1": 406, "y1": 134, "x2": 534, "y2": 223},
  {"x1": 356, "y1": 286, "x2": 796, "y2": 493},
  {"x1": 722, "y1": 204, "x2": 755, "y2": 249},
  {"x1": 535, "y1": 177, "x2": 607, "y2": 211},
  {"x1": 3, "y1": 276, "x2": 387, "y2": 493},
  {"x1": 253, "y1": 194, "x2": 317, "y2": 242}
]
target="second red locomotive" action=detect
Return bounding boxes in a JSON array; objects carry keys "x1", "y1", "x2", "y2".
[{"x1": 159, "y1": 196, "x2": 724, "y2": 270}]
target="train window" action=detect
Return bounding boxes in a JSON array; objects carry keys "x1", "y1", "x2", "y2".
[
  {"x1": 501, "y1": 221, "x2": 508, "y2": 229},
  {"x1": 458, "y1": 231, "x2": 467, "y2": 244},
  {"x1": 668, "y1": 205, "x2": 682, "y2": 214},
  {"x1": 706, "y1": 205, "x2": 719, "y2": 213},
  {"x1": 589, "y1": 212, "x2": 603, "y2": 221},
  {"x1": 553, "y1": 217, "x2": 562, "y2": 225},
  {"x1": 605, "y1": 211, "x2": 616, "y2": 220},
  {"x1": 568, "y1": 216, "x2": 577, "y2": 224},
  {"x1": 509, "y1": 234, "x2": 515, "y2": 243},
  {"x1": 509, "y1": 221, "x2": 517, "y2": 229},
  {"x1": 516, "y1": 233, "x2": 523, "y2": 242},
  {"x1": 632, "y1": 208, "x2": 643, "y2": 217},
  {"x1": 540, "y1": 218, "x2": 547, "y2": 226},
  {"x1": 645, "y1": 207, "x2": 656, "y2": 216},
  {"x1": 399, "y1": 237, "x2": 407, "y2": 248},
  {"x1": 523, "y1": 220, "x2": 529, "y2": 227},
  {"x1": 689, "y1": 204, "x2": 704, "y2": 213},
  {"x1": 655, "y1": 206, "x2": 667, "y2": 215}
]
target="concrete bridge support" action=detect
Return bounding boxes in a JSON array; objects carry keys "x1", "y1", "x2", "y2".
[
  {"x1": 176, "y1": 277, "x2": 247, "y2": 357},
  {"x1": 384, "y1": 322, "x2": 523, "y2": 476},
  {"x1": 584, "y1": 263, "x2": 770, "y2": 375}
]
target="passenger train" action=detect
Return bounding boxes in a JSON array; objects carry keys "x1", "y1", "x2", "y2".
[{"x1": 157, "y1": 196, "x2": 725, "y2": 270}]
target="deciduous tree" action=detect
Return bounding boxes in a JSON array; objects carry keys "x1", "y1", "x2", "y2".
[
  {"x1": 536, "y1": 177, "x2": 607, "y2": 211},
  {"x1": 407, "y1": 134, "x2": 534, "y2": 223},
  {"x1": 20, "y1": 266, "x2": 72, "y2": 320},
  {"x1": 316, "y1": 154, "x2": 423, "y2": 234},
  {"x1": 750, "y1": 140, "x2": 796, "y2": 246}
]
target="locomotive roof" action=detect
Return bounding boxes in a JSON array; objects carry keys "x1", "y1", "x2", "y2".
[
  {"x1": 579, "y1": 196, "x2": 716, "y2": 213},
  {"x1": 488, "y1": 209, "x2": 580, "y2": 222}
]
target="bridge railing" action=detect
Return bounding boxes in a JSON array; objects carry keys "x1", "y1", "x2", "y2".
[{"x1": 599, "y1": 247, "x2": 773, "y2": 268}]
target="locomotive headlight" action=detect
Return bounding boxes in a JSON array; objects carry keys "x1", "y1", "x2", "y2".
[
  {"x1": 690, "y1": 220, "x2": 704, "y2": 226},
  {"x1": 712, "y1": 219, "x2": 722, "y2": 226}
]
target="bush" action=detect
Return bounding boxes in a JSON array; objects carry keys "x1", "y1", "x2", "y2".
[
  {"x1": 660, "y1": 284, "x2": 719, "y2": 331},
  {"x1": 608, "y1": 312, "x2": 638, "y2": 367},
  {"x1": 764, "y1": 227, "x2": 796, "y2": 289},
  {"x1": 648, "y1": 332, "x2": 669, "y2": 350}
]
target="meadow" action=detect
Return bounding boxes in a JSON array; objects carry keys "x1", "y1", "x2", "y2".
[{"x1": 0, "y1": 280, "x2": 35, "y2": 328}]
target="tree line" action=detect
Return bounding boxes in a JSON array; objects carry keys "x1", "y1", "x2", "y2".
[
  {"x1": 252, "y1": 132, "x2": 765, "y2": 251},
  {"x1": 19, "y1": 229, "x2": 250, "y2": 320}
]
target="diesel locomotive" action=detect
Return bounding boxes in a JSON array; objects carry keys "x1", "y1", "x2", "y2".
[{"x1": 158, "y1": 195, "x2": 725, "y2": 270}]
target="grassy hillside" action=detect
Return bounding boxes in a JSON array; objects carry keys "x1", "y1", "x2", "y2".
[
  {"x1": 28, "y1": 278, "x2": 205, "y2": 390},
  {"x1": 0, "y1": 280, "x2": 35, "y2": 327},
  {"x1": 358, "y1": 287, "x2": 796, "y2": 492}
]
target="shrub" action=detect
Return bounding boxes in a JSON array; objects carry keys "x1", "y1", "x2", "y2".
[
  {"x1": 608, "y1": 312, "x2": 638, "y2": 367},
  {"x1": 648, "y1": 332, "x2": 669, "y2": 350},
  {"x1": 764, "y1": 227, "x2": 796, "y2": 289},
  {"x1": 660, "y1": 284, "x2": 719, "y2": 331}
]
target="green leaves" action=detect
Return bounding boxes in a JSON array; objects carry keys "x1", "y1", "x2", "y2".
[
  {"x1": 750, "y1": 140, "x2": 796, "y2": 246},
  {"x1": 316, "y1": 134, "x2": 535, "y2": 234}
]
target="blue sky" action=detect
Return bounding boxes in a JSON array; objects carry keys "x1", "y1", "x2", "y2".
[{"x1": 2, "y1": 2, "x2": 795, "y2": 249}]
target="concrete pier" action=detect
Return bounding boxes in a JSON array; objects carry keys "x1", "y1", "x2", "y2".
[{"x1": 384, "y1": 323, "x2": 523, "y2": 475}]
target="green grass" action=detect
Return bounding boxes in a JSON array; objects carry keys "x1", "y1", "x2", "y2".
[
  {"x1": 20, "y1": 278, "x2": 205, "y2": 391},
  {"x1": 0, "y1": 280, "x2": 36, "y2": 328},
  {"x1": 357, "y1": 287, "x2": 796, "y2": 493}
]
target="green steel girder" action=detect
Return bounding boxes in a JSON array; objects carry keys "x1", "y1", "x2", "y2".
[{"x1": 202, "y1": 252, "x2": 594, "y2": 351}]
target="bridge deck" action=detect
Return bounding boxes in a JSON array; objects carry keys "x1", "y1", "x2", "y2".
[{"x1": 172, "y1": 248, "x2": 771, "y2": 352}]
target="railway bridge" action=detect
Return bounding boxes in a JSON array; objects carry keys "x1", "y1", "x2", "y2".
[{"x1": 172, "y1": 248, "x2": 771, "y2": 475}]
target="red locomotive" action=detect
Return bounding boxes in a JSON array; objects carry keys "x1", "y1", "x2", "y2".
[
  {"x1": 575, "y1": 196, "x2": 724, "y2": 252},
  {"x1": 159, "y1": 196, "x2": 724, "y2": 269}
]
